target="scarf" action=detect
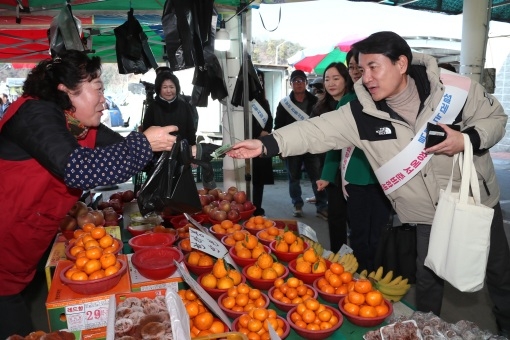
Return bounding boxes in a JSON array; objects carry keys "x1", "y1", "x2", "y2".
[{"x1": 65, "y1": 111, "x2": 89, "y2": 140}]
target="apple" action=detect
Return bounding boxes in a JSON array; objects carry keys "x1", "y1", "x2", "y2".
[
  {"x1": 217, "y1": 191, "x2": 227, "y2": 201},
  {"x1": 233, "y1": 203, "x2": 245, "y2": 212},
  {"x1": 227, "y1": 209, "x2": 240, "y2": 221},
  {"x1": 212, "y1": 210, "x2": 227, "y2": 222},
  {"x1": 109, "y1": 198, "x2": 122, "y2": 212},
  {"x1": 109, "y1": 192, "x2": 122, "y2": 201},
  {"x1": 76, "y1": 212, "x2": 97, "y2": 228},
  {"x1": 208, "y1": 188, "x2": 220, "y2": 200},
  {"x1": 199, "y1": 194, "x2": 211, "y2": 207},
  {"x1": 233, "y1": 191, "x2": 247, "y2": 204},
  {"x1": 224, "y1": 193, "x2": 233, "y2": 202},
  {"x1": 219, "y1": 200, "x2": 231, "y2": 212},
  {"x1": 90, "y1": 210, "x2": 105, "y2": 226},
  {"x1": 68, "y1": 201, "x2": 88, "y2": 218},
  {"x1": 243, "y1": 201, "x2": 254, "y2": 211},
  {"x1": 121, "y1": 190, "x2": 135, "y2": 203},
  {"x1": 103, "y1": 207, "x2": 119, "y2": 222},
  {"x1": 197, "y1": 188, "x2": 208, "y2": 195},
  {"x1": 202, "y1": 204, "x2": 214, "y2": 215},
  {"x1": 97, "y1": 201, "x2": 111, "y2": 210},
  {"x1": 227, "y1": 186, "x2": 238, "y2": 196},
  {"x1": 59, "y1": 215, "x2": 77, "y2": 232},
  {"x1": 210, "y1": 200, "x2": 220, "y2": 208}
]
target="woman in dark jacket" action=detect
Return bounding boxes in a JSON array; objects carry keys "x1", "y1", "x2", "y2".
[
  {"x1": 142, "y1": 71, "x2": 197, "y2": 163},
  {"x1": 252, "y1": 70, "x2": 274, "y2": 216}
]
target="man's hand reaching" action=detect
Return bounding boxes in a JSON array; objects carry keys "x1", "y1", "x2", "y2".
[{"x1": 226, "y1": 139, "x2": 264, "y2": 159}]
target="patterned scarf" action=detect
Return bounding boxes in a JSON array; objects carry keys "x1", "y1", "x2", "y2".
[{"x1": 65, "y1": 111, "x2": 89, "y2": 140}]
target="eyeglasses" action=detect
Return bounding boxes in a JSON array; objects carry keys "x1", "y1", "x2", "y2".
[{"x1": 291, "y1": 79, "x2": 306, "y2": 84}]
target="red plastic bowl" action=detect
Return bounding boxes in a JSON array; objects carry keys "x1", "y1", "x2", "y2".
[
  {"x1": 267, "y1": 284, "x2": 318, "y2": 312},
  {"x1": 255, "y1": 230, "x2": 275, "y2": 247},
  {"x1": 233, "y1": 315, "x2": 290, "y2": 339},
  {"x1": 242, "y1": 265, "x2": 289, "y2": 290},
  {"x1": 242, "y1": 220, "x2": 276, "y2": 236},
  {"x1": 128, "y1": 232, "x2": 177, "y2": 252},
  {"x1": 288, "y1": 259, "x2": 331, "y2": 285},
  {"x1": 197, "y1": 273, "x2": 247, "y2": 300},
  {"x1": 177, "y1": 238, "x2": 191, "y2": 255},
  {"x1": 208, "y1": 226, "x2": 232, "y2": 241},
  {"x1": 183, "y1": 253, "x2": 214, "y2": 276},
  {"x1": 269, "y1": 240, "x2": 309, "y2": 263},
  {"x1": 65, "y1": 237, "x2": 122, "y2": 261},
  {"x1": 312, "y1": 277, "x2": 347, "y2": 303},
  {"x1": 338, "y1": 296, "x2": 393, "y2": 327},
  {"x1": 220, "y1": 235, "x2": 236, "y2": 250},
  {"x1": 170, "y1": 215, "x2": 205, "y2": 229},
  {"x1": 239, "y1": 207, "x2": 256, "y2": 220},
  {"x1": 287, "y1": 305, "x2": 343, "y2": 339},
  {"x1": 60, "y1": 259, "x2": 127, "y2": 295},
  {"x1": 228, "y1": 245, "x2": 271, "y2": 267},
  {"x1": 209, "y1": 215, "x2": 242, "y2": 226},
  {"x1": 131, "y1": 246, "x2": 184, "y2": 280},
  {"x1": 218, "y1": 291, "x2": 270, "y2": 319}
]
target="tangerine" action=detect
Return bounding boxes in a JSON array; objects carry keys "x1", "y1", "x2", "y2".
[
  {"x1": 82, "y1": 223, "x2": 95, "y2": 233},
  {"x1": 71, "y1": 271, "x2": 88, "y2": 281},
  {"x1": 88, "y1": 270, "x2": 105, "y2": 280},
  {"x1": 354, "y1": 279, "x2": 373, "y2": 294},
  {"x1": 343, "y1": 302, "x2": 360, "y2": 316},
  {"x1": 365, "y1": 291, "x2": 384, "y2": 307},
  {"x1": 98, "y1": 234, "x2": 114, "y2": 249},
  {"x1": 83, "y1": 259, "x2": 101, "y2": 275},
  {"x1": 85, "y1": 247, "x2": 103, "y2": 260},
  {"x1": 186, "y1": 301, "x2": 200, "y2": 318},
  {"x1": 348, "y1": 291, "x2": 365, "y2": 305},
  {"x1": 104, "y1": 265, "x2": 119, "y2": 276},
  {"x1": 99, "y1": 253, "x2": 117, "y2": 269},
  {"x1": 359, "y1": 305, "x2": 378, "y2": 318},
  {"x1": 90, "y1": 226, "x2": 106, "y2": 240},
  {"x1": 375, "y1": 304, "x2": 389, "y2": 317},
  {"x1": 329, "y1": 263, "x2": 344, "y2": 275},
  {"x1": 339, "y1": 271, "x2": 353, "y2": 284},
  {"x1": 194, "y1": 312, "x2": 214, "y2": 331}
]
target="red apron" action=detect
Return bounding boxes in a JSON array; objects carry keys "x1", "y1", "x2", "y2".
[{"x1": 0, "y1": 96, "x2": 97, "y2": 295}]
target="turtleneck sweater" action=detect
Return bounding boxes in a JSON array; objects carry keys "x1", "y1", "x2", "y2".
[{"x1": 386, "y1": 75, "x2": 420, "y2": 128}]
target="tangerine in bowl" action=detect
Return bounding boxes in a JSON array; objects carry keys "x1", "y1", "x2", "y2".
[
  {"x1": 183, "y1": 251, "x2": 214, "y2": 276},
  {"x1": 338, "y1": 295, "x2": 393, "y2": 327},
  {"x1": 242, "y1": 264, "x2": 289, "y2": 290},
  {"x1": 288, "y1": 258, "x2": 331, "y2": 285},
  {"x1": 287, "y1": 303, "x2": 343, "y2": 339},
  {"x1": 228, "y1": 244, "x2": 271, "y2": 267},
  {"x1": 218, "y1": 289, "x2": 270, "y2": 319},
  {"x1": 197, "y1": 272, "x2": 247, "y2": 300},
  {"x1": 242, "y1": 216, "x2": 276, "y2": 235},
  {"x1": 269, "y1": 240, "x2": 309, "y2": 263},
  {"x1": 268, "y1": 279, "x2": 318, "y2": 312},
  {"x1": 233, "y1": 312, "x2": 290, "y2": 339}
]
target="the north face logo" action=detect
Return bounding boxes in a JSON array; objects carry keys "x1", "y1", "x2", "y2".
[{"x1": 376, "y1": 127, "x2": 392, "y2": 135}]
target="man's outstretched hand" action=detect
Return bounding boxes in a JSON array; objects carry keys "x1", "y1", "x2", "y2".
[{"x1": 226, "y1": 139, "x2": 264, "y2": 159}]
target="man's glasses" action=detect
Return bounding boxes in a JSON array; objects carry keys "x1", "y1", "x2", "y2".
[{"x1": 292, "y1": 79, "x2": 306, "y2": 84}]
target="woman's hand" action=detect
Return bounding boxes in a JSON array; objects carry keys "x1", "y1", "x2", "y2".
[
  {"x1": 316, "y1": 180, "x2": 329, "y2": 191},
  {"x1": 226, "y1": 139, "x2": 263, "y2": 159},
  {"x1": 143, "y1": 125, "x2": 179, "y2": 151}
]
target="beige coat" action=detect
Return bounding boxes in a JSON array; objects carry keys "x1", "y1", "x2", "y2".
[{"x1": 272, "y1": 53, "x2": 507, "y2": 224}]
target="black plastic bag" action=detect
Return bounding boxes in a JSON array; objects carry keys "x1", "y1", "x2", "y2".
[
  {"x1": 374, "y1": 221, "x2": 417, "y2": 284},
  {"x1": 137, "y1": 138, "x2": 201, "y2": 216}
]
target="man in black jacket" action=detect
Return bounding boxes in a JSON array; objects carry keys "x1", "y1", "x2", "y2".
[{"x1": 274, "y1": 70, "x2": 328, "y2": 219}]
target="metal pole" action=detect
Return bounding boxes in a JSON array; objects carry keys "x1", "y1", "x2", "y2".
[
  {"x1": 241, "y1": 4, "x2": 252, "y2": 200},
  {"x1": 275, "y1": 41, "x2": 288, "y2": 65}
]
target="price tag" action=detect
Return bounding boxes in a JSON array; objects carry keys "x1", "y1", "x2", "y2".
[
  {"x1": 297, "y1": 222, "x2": 318, "y2": 242},
  {"x1": 188, "y1": 228, "x2": 240, "y2": 272},
  {"x1": 175, "y1": 260, "x2": 232, "y2": 330},
  {"x1": 189, "y1": 228, "x2": 227, "y2": 258},
  {"x1": 65, "y1": 298, "x2": 109, "y2": 331},
  {"x1": 338, "y1": 244, "x2": 353, "y2": 257},
  {"x1": 184, "y1": 213, "x2": 210, "y2": 234},
  {"x1": 267, "y1": 320, "x2": 281, "y2": 340}
]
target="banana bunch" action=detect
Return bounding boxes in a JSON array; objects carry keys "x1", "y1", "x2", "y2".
[
  {"x1": 338, "y1": 253, "x2": 359, "y2": 274},
  {"x1": 303, "y1": 237, "x2": 324, "y2": 257},
  {"x1": 367, "y1": 266, "x2": 411, "y2": 302}
]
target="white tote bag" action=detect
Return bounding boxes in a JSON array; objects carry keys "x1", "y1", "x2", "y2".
[{"x1": 424, "y1": 134, "x2": 494, "y2": 292}]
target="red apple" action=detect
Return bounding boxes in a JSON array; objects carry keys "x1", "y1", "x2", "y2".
[
  {"x1": 59, "y1": 215, "x2": 77, "y2": 232},
  {"x1": 199, "y1": 194, "x2": 211, "y2": 207},
  {"x1": 97, "y1": 201, "x2": 111, "y2": 210},
  {"x1": 208, "y1": 188, "x2": 220, "y2": 200},
  {"x1": 121, "y1": 190, "x2": 135, "y2": 203},
  {"x1": 227, "y1": 209, "x2": 240, "y2": 221},
  {"x1": 68, "y1": 201, "x2": 88, "y2": 218},
  {"x1": 227, "y1": 186, "x2": 238, "y2": 196},
  {"x1": 90, "y1": 210, "x2": 105, "y2": 226},
  {"x1": 109, "y1": 192, "x2": 122, "y2": 201},
  {"x1": 219, "y1": 200, "x2": 231, "y2": 212},
  {"x1": 76, "y1": 212, "x2": 97, "y2": 228},
  {"x1": 109, "y1": 198, "x2": 122, "y2": 212},
  {"x1": 212, "y1": 210, "x2": 227, "y2": 222},
  {"x1": 243, "y1": 201, "x2": 254, "y2": 211},
  {"x1": 233, "y1": 191, "x2": 247, "y2": 204}
]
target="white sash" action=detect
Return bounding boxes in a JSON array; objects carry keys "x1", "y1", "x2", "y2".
[
  {"x1": 375, "y1": 70, "x2": 471, "y2": 195},
  {"x1": 250, "y1": 99, "x2": 268, "y2": 129},
  {"x1": 340, "y1": 146, "x2": 354, "y2": 199},
  {"x1": 280, "y1": 96, "x2": 309, "y2": 121}
]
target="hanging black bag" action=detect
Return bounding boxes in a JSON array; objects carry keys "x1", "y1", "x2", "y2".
[{"x1": 137, "y1": 137, "x2": 201, "y2": 216}]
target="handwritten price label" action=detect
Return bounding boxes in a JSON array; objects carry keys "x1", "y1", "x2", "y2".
[
  {"x1": 175, "y1": 260, "x2": 232, "y2": 330},
  {"x1": 65, "y1": 298, "x2": 109, "y2": 331},
  {"x1": 189, "y1": 228, "x2": 228, "y2": 258},
  {"x1": 184, "y1": 213, "x2": 210, "y2": 234},
  {"x1": 297, "y1": 222, "x2": 318, "y2": 242}
]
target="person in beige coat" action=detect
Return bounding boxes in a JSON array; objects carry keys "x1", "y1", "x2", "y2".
[{"x1": 227, "y1": 31, "x2": 510, "y2": 336}]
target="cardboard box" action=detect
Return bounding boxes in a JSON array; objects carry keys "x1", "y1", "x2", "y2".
[
  {"x1": 46, "y1": 254, "x2": 131, "y2": 333},
  {"x1": 127, "y1": 253, "x2": 182, "y2": 292},
  {"x1": 44, "y1": 226, "x2": 122, "y2": 289}
]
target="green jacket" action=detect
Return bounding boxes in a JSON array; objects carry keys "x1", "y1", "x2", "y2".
[{"x1": 320, "y1": 91, "x2": 378, "y2": 185}]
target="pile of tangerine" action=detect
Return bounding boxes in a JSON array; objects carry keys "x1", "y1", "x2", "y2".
[
  {"x1": 221, "y1": 283, "x2": 267, "y2": 313},
  {"x1": 289, "y1": 297, "x2": 340, "y2": 331},
  {"x1": 244, "y1": 216, "x2": 276, "y2": 231},
  {"x1": 272, "y1": 277, "x2": 316, "y2": 305},
  {"x1": 341, "y1": 280, "x2": 389, "y2": 318},
  {"x1": 66, "y1": 224, "x2": 121, "y2": 280},
  {"x1": 316, "y1": 263, "x2": 354, "y2": 295},
  {"x1": 245, "y1": 252, "x2": 286, "y2": 280},
  {"x1": 178, "y1": 289, "x2": 226, "y2": 338},
  {"x1": 222, "y1": 230, "x2": 251, "y2": 247},
  {"x1": 257, "y1": 225, "x2": 284, "y2": 243},
  {"x1": 232, "y1": 234, "x2": 267, "y2": 260},
  {"x1": 272, "y1": 231, "x2": 306, "y2": 253},
  {"x1": 236, "y1": 308, "x2": 286, "y2": 338},
  {"x1": 187, "y1": 251, "x2": 214, "y2": 267},
  {"x1": 294, "y1": 248, "x2": 327, "y2": 274},
  {"x1": 211, "y1": 219, "x2": 243, "y2": 235},
  {"x1": 200, "y1": 258, "x2": 243, "y2": 290}
]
